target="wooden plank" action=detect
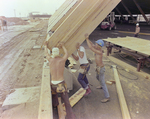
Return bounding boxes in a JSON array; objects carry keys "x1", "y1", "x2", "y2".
[
  {"x1": 62, "y1": 88, "x2": 86, "y2": 112},
  {"x1": 57, "y1": 97, "x2": 65, "y2": 119},
  {"x1": 103, "y1": 37, "x2": 150, "y2": 56},
  {"x1": 47, "y1": 0, "x2": 120, "y2": 56},
  {"x1": 112, "y1": 65, "x2": 131, "y2": 119},
  {"x1": 47, "y1": 0, "x2": 78, "y2": 33},
  {"x1": 38, "y1": 66, "x2": 53, "y2": 119}
]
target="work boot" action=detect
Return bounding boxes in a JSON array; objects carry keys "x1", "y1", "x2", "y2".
[
  {"x1": 88, "y1": 85, "x2": 92, "y2": 93},
  {"x1": 84, "y1": 87, "x2": 91, "y2": 96},
  {"x1": 101, "y1": 97, "x2": 110, "y2": 103}
]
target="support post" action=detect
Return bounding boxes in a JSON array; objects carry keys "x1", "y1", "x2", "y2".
[{"x1": 112, "y1": 65, "x2": 131, "y2": 119}]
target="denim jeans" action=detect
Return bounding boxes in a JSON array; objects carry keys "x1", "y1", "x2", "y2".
[
  {"x1": 78, "y1": 64, "x2": 90, "y2": 89},
  {"x1": 96, "y1": 66, "x2": 110, "y2": 98}
]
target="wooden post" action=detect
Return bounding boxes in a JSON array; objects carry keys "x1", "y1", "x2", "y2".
[
  {"x1": 132, "y1": 0, "x2": 149, "y2": 24},
  {"x1": 112, "y1": 65, "x2": 131, "y2": 119}
]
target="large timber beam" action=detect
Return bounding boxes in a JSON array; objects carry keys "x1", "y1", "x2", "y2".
[
  {"x1": 47, "y1": 0, "x2": 121, "y2": 56},
  {"x1": 115, "y1": 7, "x2": 125, "y2": 20},
  {"x1": 132, "y1": 0, "x2": 149, "y2": 24},
  {"x1": 121, "y1": 0, "x2": 135, "y2": 21}
]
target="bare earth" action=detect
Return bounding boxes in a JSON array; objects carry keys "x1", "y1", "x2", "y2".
[{"x1": 0, "y1": 20, "x2": 48, "y2": 119}]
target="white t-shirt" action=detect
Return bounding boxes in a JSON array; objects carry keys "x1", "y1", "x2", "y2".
[{"x1": 77, "y1": 46, "x2": 89, "y2": 64}]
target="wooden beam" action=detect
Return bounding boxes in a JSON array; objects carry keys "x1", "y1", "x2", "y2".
[
  {"x1": 38, "y1": 62, "x2": 53, "y2": 119},
  {"x1": 112, "y1": 65, "x2": 131, "y2": 119},
  {"x1": 121, "y1": 0, "x2": 135, "y2": 21},
  {"x1": 132, "y1": 0, "x2": 149, "y2": 24},
  {"x1": 115, "y1": 7, "x2": 125, "y2": 20}
]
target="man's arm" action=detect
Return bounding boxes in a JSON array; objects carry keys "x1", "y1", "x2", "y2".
[
  {"x1": 72, "y1": 53, "x2": 79, "y2": 61},
  {"x1": 44, "y1": 41, "x2": 51, "y2": 61},
  {"x1": 85, "y1": 34, "x2": 102, "y2": 54},
  {"x1": 59, "y1": 42, "x2": 68, "y2": 60}
]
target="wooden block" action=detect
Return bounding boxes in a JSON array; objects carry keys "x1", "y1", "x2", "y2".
[
  {"x1": 112, "y1": 65, "x2": 131, "y2": 119},
  {"x1": 106, "y1": 81, "x2": 113, "y2": 85}
]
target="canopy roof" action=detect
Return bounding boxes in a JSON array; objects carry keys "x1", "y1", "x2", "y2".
[{"x1": 113, "y1": 0, "x2": 150, "y2": 15}]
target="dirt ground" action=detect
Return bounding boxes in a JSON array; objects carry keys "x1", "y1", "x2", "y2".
[{"x1": 0, "y1": 19, "x2": 150, "y2": 119}]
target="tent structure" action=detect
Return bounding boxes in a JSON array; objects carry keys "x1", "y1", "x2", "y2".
[{"x1": 112, "y1": 0, "x2": 150, "y2": 24}]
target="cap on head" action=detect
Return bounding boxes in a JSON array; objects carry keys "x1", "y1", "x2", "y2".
[
  {"x1": 136, "y1": 23, "x2": 139, "y2": 26},
  {"x1": 52, "y1": 47, "x2": 59, "y2": 58},
  {"x1": 95, "y1": 39, "x2": 104, "y2": 47}
]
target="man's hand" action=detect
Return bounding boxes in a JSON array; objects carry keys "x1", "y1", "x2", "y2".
[
  {"x1": 44, "y1": 41, "x2": 48, "y2": 46},
  {"x1": 58, "y1": 42, "x2": 64, "y2": 48},
  {"x1": 76, "y1": 42, "x2": 80, "y2": 50},
  {"x1": 85, "y1": 33, "x2": 89, "y2": 40}
]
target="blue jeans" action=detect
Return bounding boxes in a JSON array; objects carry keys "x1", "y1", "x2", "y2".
[
  {"x1": 78, "y1": 64, "x2": 90, "y2": 89},
  {"x1": 96, "y1": 66, "x2": 110, "y2": 98}
]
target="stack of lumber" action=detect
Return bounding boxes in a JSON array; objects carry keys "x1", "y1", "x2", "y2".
[{"x1": 46, "y1": 0, "x2": 121, "y2": 56}]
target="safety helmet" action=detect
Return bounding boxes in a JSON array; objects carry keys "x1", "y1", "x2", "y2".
[
  {"x1": 136, "y1": 23, "x2": 139, "y2": 26},
  {"x1": 95, "y1": 39, "x2": 104, "y2": 47}
]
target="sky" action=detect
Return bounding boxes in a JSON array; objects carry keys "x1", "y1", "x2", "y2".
[{"x1": 0, "y1": 0, "x2": 66, "y2": 17}]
